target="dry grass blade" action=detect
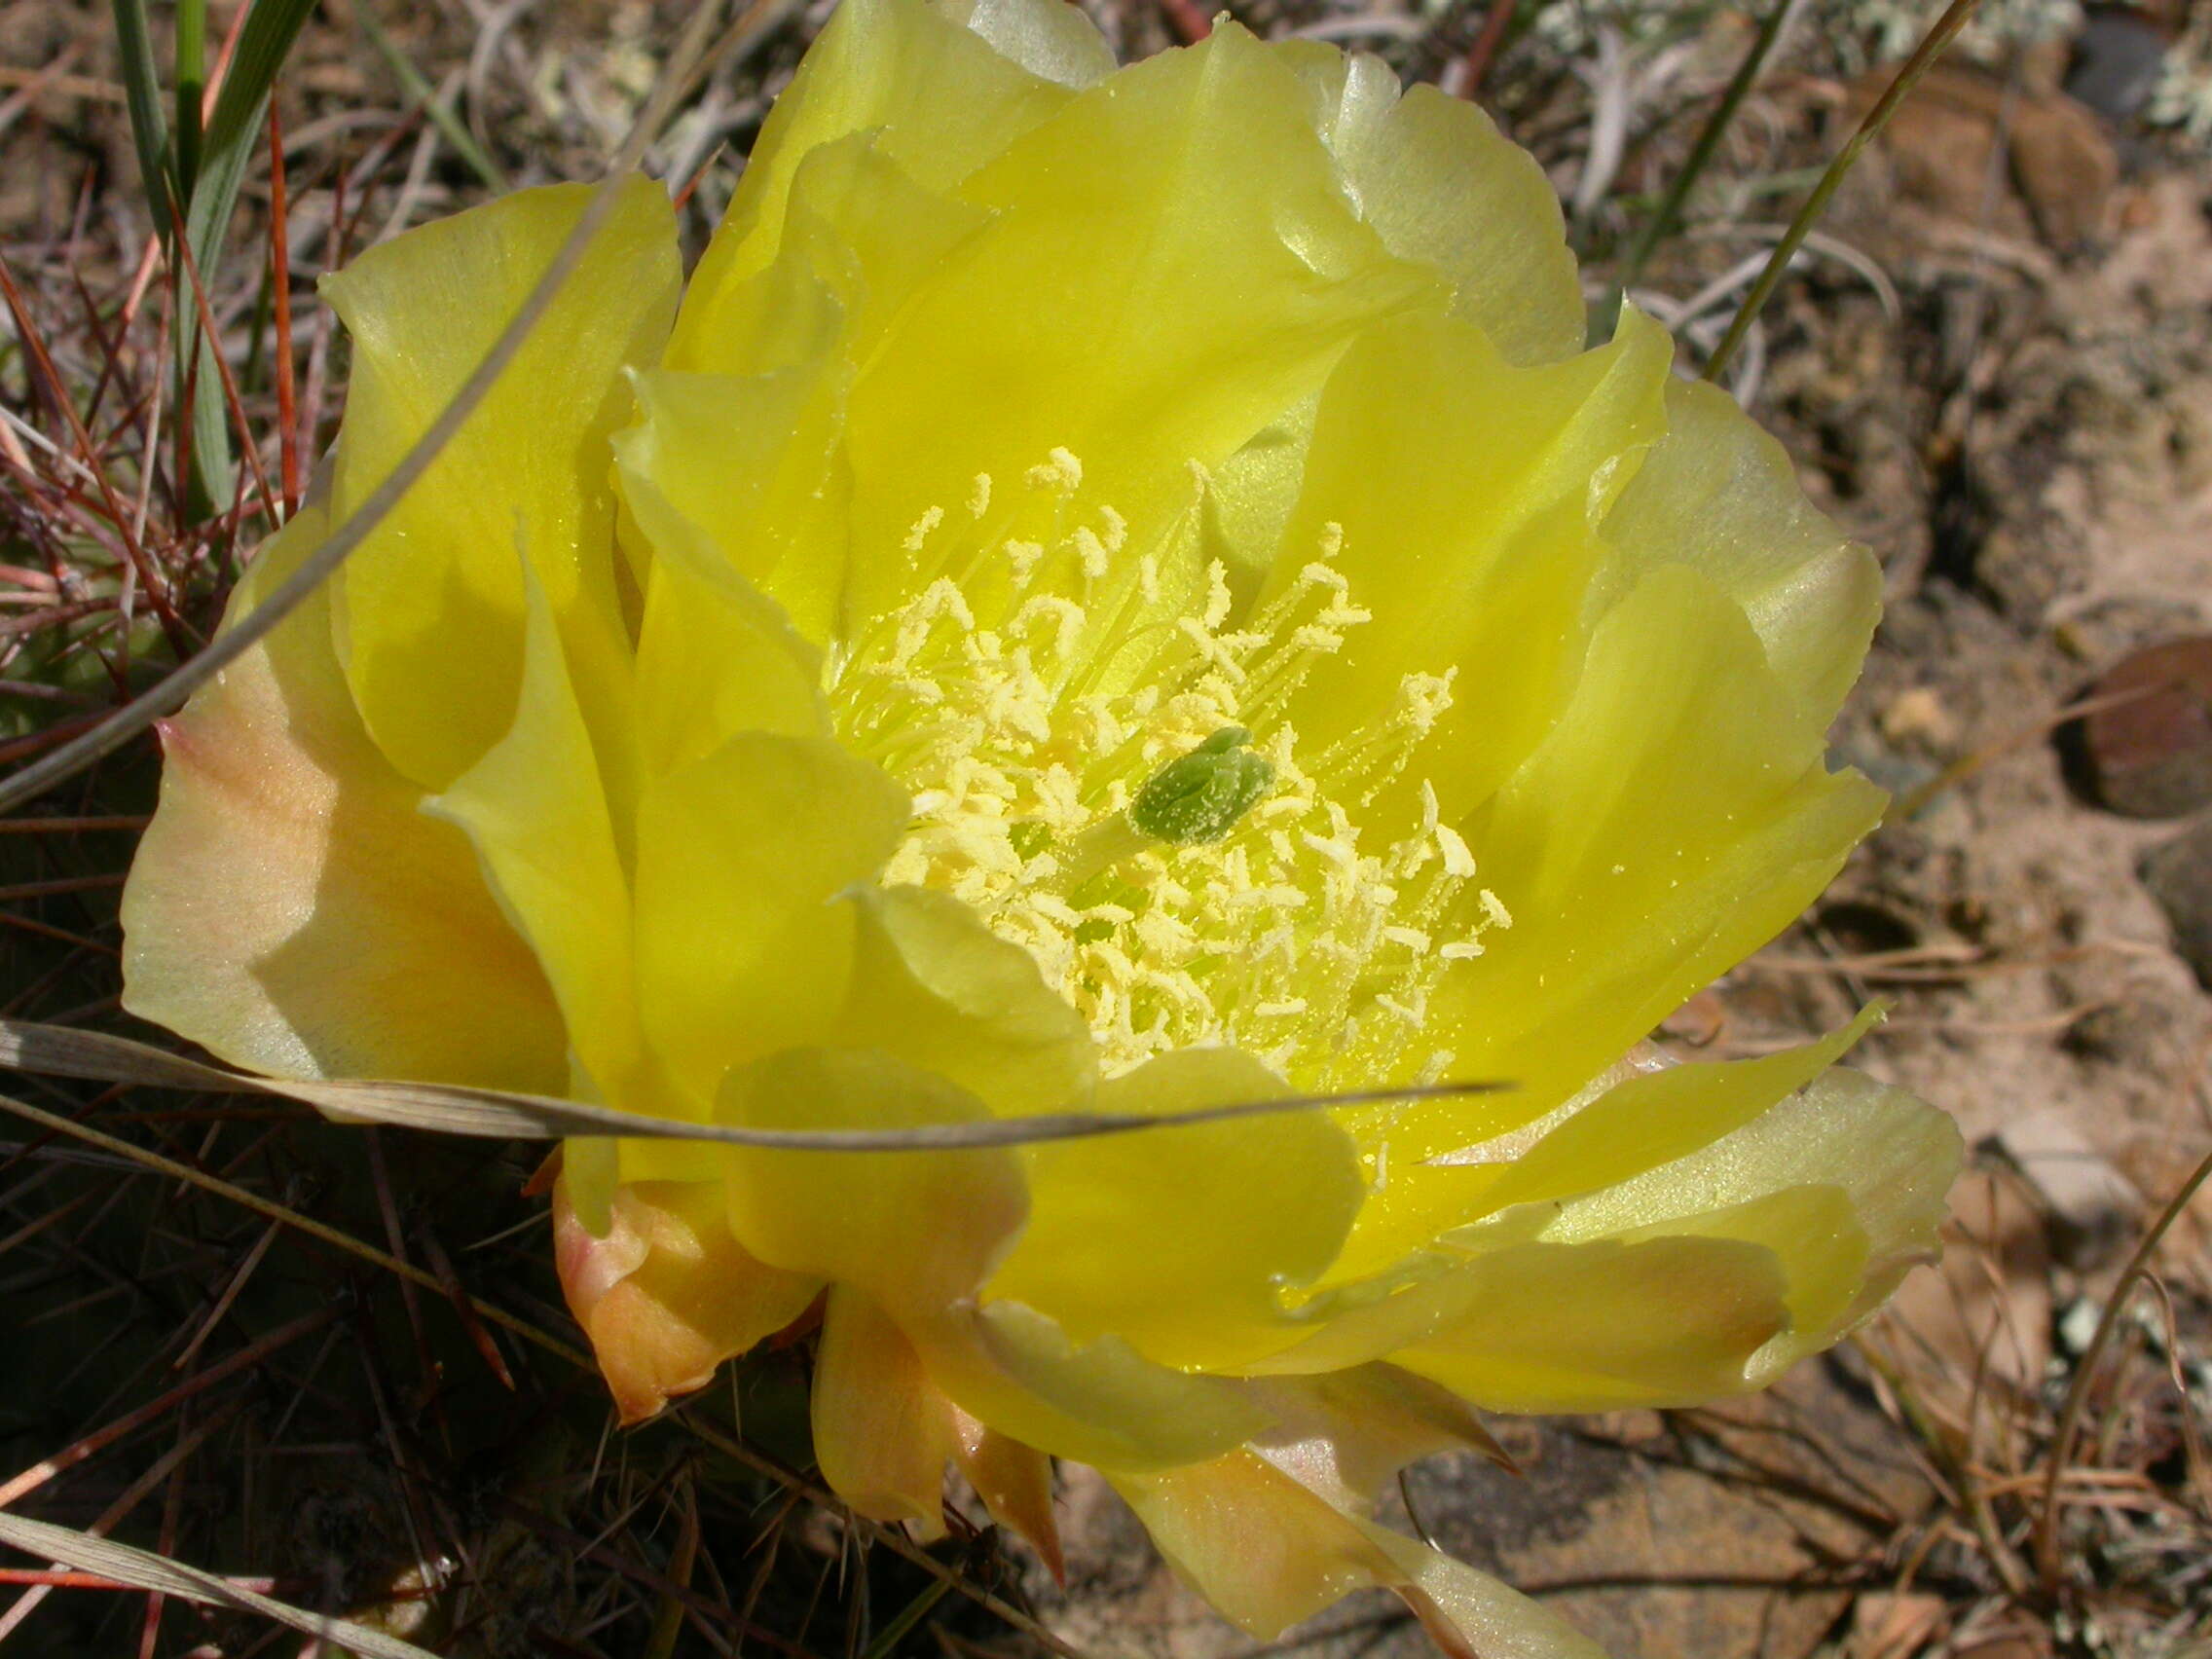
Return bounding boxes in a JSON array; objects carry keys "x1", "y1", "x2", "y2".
[
  {"x1": 2032, "y1": 1141, "x2": 2212, "y2": 1592},
  {"x1": 0, "y1": 1017, "x2": 1510, "y2": 1150},
  {"x1": 0, "y1": 1511, "x2": 440, "y2": 1659},
  {"x1": 0, "y1": 1085, "x2": 1095, "y2": 1656},
  {"x1": 1599, "y1": 0, "x2": 1803, "y2": 339},
  {"x1": 0, "y1": 0, "x2": 737, "y2": 817}
]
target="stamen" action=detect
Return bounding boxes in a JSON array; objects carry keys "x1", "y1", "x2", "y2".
[{"x1": 828, "y1": 457, "x2": 1509, "y2": 1087}]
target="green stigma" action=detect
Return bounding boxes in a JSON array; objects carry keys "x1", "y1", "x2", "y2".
[{"x1": 1128, "y1": 727, "x2": 1273, "y2": 846}]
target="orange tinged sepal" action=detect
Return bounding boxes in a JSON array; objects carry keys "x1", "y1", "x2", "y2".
[
  {"x1": 951, "y1": 1408, "x2": 1064, "y2": 1584},
  {"x1": 553, "y1": 1176, "x2": 820, "y2": 1424}
]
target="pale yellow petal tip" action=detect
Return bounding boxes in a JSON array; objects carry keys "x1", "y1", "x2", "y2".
[{"x1": 1120, "y1": 1453, "x2": 1608, "y2": 1659}]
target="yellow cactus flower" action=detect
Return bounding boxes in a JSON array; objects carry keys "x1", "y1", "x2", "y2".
[{"x1": 120, "y1": 0, "x2": 1961, "y2": 1651}]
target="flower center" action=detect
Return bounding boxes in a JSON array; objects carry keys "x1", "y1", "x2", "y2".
[{"x1": 827, "y1": 449, "x2": 1511, "y2": 1088}]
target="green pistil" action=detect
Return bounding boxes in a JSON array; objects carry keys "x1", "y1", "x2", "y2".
[
  {"x1": 1044, "y1": 728, "x2": 1275, "y2": 898},
  {"x1": 1128, "y1": 727, "x2": 1273, "y2": 846}
]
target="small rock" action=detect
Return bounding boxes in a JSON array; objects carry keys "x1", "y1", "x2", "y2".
[
  {"x1": 2058, "y1": 1294, "x2": 2106, "y2": 1357},
  {"x1": 2141, "y1": 815, "x2": 2212, "y2": 990},
  {"x1": 2066, "y1": 6, "x2": 2172, "y2": 124},
  {"x1": 1850, "y1": 1590, "x2": 1948, "y2": 1659},
  {"x1": 2076, "y1": 637, "x2": 2212, "y2": 818},
  {"x1": 1659, "y1": 988, "x2": 1727, "y2": 1049},
  {"x1": 1880, "y1": 685, "x2": 1958, "y2": 752},
  {"x1": 1995, "y1": 1109, "x2": 2144, "y2": 1269},
  {"x1": 1853, "y1": 64, "x2": 2119, "y2": 248}
]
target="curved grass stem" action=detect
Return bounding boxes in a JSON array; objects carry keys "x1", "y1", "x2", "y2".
[
  {"x1": 1703, "y1": 0, "x2": 1985, "y2": 384},
  {"x1": 1598, "y1": 0, "x2": 1802, "y2": 343},
  {"x1": 2031, "y1": 1141, "x2": 2212, "y2": 1595}
]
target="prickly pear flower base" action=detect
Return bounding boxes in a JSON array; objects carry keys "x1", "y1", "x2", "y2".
[{"x1": 120, "y1": 0, "x2": 1961, "y2": 1651}]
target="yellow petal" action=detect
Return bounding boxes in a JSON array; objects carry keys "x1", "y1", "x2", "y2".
[
  {"x1": 939, "y1": 0, "x2": 1114, "y2": 88},
  {"x1": 671, "y1": 0, "x2": 1080, "y2": 356},
  {"x1": 1543, "y1": 1066, "x2": 1961, "y2": 1381},
  {"x1": 681, "y1": 134, "x2": 993, "y2": 384},
  {"x1": 1267, "y1": 306, "x2": 1672, "y2": 820},
  {"x1": 1115, "y1": 1451, "x2": 1605, "y2": 1659},
  {"x1": 424, "y1": 562, "x2": 639, "y2": 1109},
  {"x1": 1250, "y1": 1363, "x2": 1512, "y2": 1509},
  {"x1": 1597, "y1": 378, "x2": 1881, "y2": 718},
  {"x1": 836, "y1": 885, "x2": 1094, "y2": 1116},
  {"x1": 1256, "y1": 1229, "x2": 1790, "y2": 1411},
  {"x1": 554, "y1": 1175, "x2": 820, "y2": 1424},
  {"x1": 813, "y1": 1286, "x2": 955, "y2": 1537},
  {"x1": 920, "y1": 1299, "x2": 1271, "y2": 1470},
  {"x1": 1394, "y1": 1234, "x2": 1793, "y2": 1411},
  {"x1": 1464, "y1": 1010, "x2": 1880, "y2": 1222},
  {"x1": 631, "y1": 734, "x2": 908, "y2": 1114},
  {"x1": 324, "y1": 176, "x2": 676, "y2": 791},
  {"x1": 1276, "y1": 44, "x2": 1584, "y2": 365},
  {"x1": 987, "y1": 1047, "x2": 1363, "y2": 1369},
  {"x1": 709, "y1": 1051, "x2": 1263, "y2": 1466},
  {"x1": 1293, "y1": 1042, "x2": 1955, "y2": 1407},
  {"x1": 618, "y1": 361, "x2": 853, "y2": 650},
  {"x1": 716, "y1": 1046, "x2": 1027, "y2": 1307},
  {"x1": 1361, "y1": 563, "x2": 1887, "y2": 1165},
  {"x1": 1325, "y1": 1018, "x2": 1867, "y2": 1291},
  {"x1": 120, "y1": 501, "x2": 566, "y2": 1092},
  {"x1": 623, "y1": 459, "x2": 830, "y2": 779},
  {"x1": 1618, "y1": 1184, "x2": 1869, "y2": 1361},
  {"x1": 828, "y1": 18, "x2": 1445, "y2": 639}
]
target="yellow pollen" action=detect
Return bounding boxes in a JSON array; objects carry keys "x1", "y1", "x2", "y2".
[
  {"x1": 903, "y1": 505, "x2": 945, "y2": 553},
  {"x1": 832, "y1": 450, "x2": 1509, "y2": 1087},
  {"x1": 1026, "y1": 447, "x2": 1084, "y2": 494}
]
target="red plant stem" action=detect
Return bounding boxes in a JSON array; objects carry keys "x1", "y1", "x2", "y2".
[
  {"x1": 269, "y1": 101, "x2": 299, "y2": 517},
  {"x1": 1159, "y1": 0, "x2": 1213, "y2": 44},
  {"x1": 1461, "y1": 0, "x2": 1518, "y2": 99},
  {"x1": 0, "y1": 258, "x2": 190, "y2": 655},
  {"x1": 0, "y1": 1306, "x2": 334, "y2": 1511}
]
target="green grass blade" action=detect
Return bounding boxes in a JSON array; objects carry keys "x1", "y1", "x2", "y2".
[
  {"x1": 357, "y1": 8, "x2": 510, "y2": 191},
  {"x1": 173, "y1": 0, "x2": 206, "y2": 201},
  {"x1": 174, "y1": 0, "x2": 320, "y2": 519},
  {"x1": 857, "y1": 1577, "x2": 955, "y2": 1659},
  {"x1": 108, "y1": 0, "x2": 171, "y2": 240},
  {"x1": 1703, "y1": 0, "x2": 1985, "y2": 383},
  {"x1": 1595, "y1": 0, "x2": 1802, "y2": 344}
]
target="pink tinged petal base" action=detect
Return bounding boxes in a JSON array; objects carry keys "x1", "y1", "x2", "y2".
[
  {"x1": 552, "y1": 1176, "x2": 820, "y2": 1425},
  {"x1": 120, "y1": 503, "x2": 568, "y2": 1093},
  {"x1": 949, "y1": 1407, "x2": 1064, "y2": 1583},
  {"x1": 813, "y1": 1287, "x2": 958, "y2": 1536}
]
